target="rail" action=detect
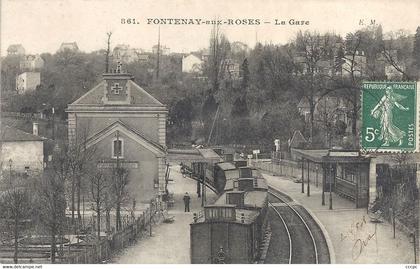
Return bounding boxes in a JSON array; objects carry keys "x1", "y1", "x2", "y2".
[
  {"x1": 268, "y1": 202, "x2": 292, "y2": 264},
  {"x1": 268, "y1": 189, "x2": 319, "y2": 264}
]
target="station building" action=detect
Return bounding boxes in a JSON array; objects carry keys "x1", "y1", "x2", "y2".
[{"x1": 66, "y1": 66, "x2": 167, "y2": 203}]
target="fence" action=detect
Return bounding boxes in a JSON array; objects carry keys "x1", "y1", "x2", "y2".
[
  {"x1": 62, "y1": 200, "x2": 167, "y2": 264},
  {"x1": 251, "y1": 155, "x2": 325, "y2": 188}
]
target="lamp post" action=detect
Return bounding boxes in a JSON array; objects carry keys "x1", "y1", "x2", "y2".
[
  {"x1": 329, "y1": 164, "x2": 334, "y2": 210},
  {"x1": 410, "y1": 232, "x2": 417, "y2": 264},
  {"x1": 8, "y1": 159, "x2": 13, "y2": 185},
  {"x1": 52, "y1": 107, "x2": 55, "y2": 140}
]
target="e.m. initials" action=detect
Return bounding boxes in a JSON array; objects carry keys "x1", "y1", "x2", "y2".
[{"x1": 359, "y1": 19, "x2": 376, "y2": 26}]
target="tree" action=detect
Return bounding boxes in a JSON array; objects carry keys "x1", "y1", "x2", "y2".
[
  {"x1": 0, "y1": 186, "x2": 31, "y2": 264},
  {"x1": 111, "y1": 167, "x2": 130, "y2": 231},
  {"x1": 414, "y1": 27, "x2": 420, "y2": 69},
  {"x1": 89, "y1": 169, "x2": 110, "y2": 239},
  {"x1": 293, "y1": 31, "x2": 338, "y2": 144},
  {"x1": 35, "y1": 170, "x2": 66, "y2": 263},
  {"x1": 201, "y1": 93, "x2": 218, "y2": 142},
  {"x1": 240, "y1": 58, "x2": 250, "y2": 91},
  {"x1": 67, "y1": 128, "x2": 96, "y2": 230},
  {"x1": 205, "y1": 23, "x2": 230, "y2": 94},
  {"x1": 381, "y1": 31, "x2": 413, "y2": 80}
]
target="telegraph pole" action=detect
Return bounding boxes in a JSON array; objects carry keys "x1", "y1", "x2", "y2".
[{"x1": 156, "y1": 26, "x2": 160, "y2": 80}]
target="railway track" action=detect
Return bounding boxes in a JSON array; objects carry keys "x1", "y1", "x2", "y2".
[{"x1": 265, "y1": 187, "x2": 330, "y2": 264}]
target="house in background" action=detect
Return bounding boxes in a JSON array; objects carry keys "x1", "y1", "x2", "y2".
[
  {"x1": 223, "y1": 59, "x2": 240, "y2": 79},
  {"x1": 20, "y1": 54, "x2": 45, "y2": 70},
  {"x1": 0, "y1": 125, "x2": 44, "y2": 180},
  {"x1": 297, "y1": 95, "x2": 350, "y2": 127},
  {"x1": 152, "y1": 44, "x2": 170, "y2": 55},
  {"x1": 341, "y1": 50, "x2": 367, "y2": 77},
  {"x1": 113, "y1": 44, "x2": 143, "y2": 63},
  {"x1": 182, "y1": 54, "x2": 203, "y2": 73},
  {"x1": 58, "y1": 42, "x2": 79, "y2": 52},
  {"x1": 7, "y1": 44, "x2": 26, "y2": 56},
  {"x1": 16, "y1": 72, "x2": 41, "y2": 94},
  {"x1": 66, "y1": 65, "x2": 168, "y2": 203}
]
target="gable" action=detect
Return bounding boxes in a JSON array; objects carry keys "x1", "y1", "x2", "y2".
[
  {"x1": 70, "y1": 75, "x2": 164, "y2": 107},
  {"x1": 85, "y1": 121, "x2": 165, "y2": 157}
]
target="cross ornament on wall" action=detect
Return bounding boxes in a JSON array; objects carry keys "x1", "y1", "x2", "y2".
[{"x1": 111, "y1": 83, "x2": 123, "y2": 95}]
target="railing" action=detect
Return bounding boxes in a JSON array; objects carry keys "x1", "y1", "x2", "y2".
[{"x1": 43, "y1": 201, "x2": 166, "y2": 264}]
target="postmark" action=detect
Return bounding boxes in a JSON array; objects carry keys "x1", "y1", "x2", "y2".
[{"x1": 361, "y1": 81, "x2": 419, "y2": 152}]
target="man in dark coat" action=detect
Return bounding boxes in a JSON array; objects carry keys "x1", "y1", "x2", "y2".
[{"x1": 183, "y1": 192, "x2": 191, "y2": 212}]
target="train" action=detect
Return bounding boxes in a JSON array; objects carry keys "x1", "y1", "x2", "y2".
[{"x1": 186, "y1": 150, "x2": 269, "y2": 264}]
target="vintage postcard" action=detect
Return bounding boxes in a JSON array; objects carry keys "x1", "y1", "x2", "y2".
[{"x1": 0, "y1": 0, "x2": 419, "y2": 266}]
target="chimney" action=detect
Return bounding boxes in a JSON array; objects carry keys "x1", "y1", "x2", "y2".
[{"x1": 33, "y1": 122, "x2": 39, "y2": 136}]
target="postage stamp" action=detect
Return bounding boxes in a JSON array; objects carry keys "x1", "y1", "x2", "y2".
[{"x1": 361, "y1": 81, "x2": 419, "y2": 152}]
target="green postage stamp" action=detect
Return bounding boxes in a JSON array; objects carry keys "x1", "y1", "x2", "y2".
[{"x1": 361, "y1": 81, "x2": 419, "y2": 152}]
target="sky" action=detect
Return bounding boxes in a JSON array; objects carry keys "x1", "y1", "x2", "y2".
[{"x1": 1, "y1": 0, "x2": 419, "y2": 56}]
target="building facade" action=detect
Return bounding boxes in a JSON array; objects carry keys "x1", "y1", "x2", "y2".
[
  {"x1": 16, "y1": 72, "x2": 41, "y2": 94},
  {"x1": 182, "y1": 54, "x2": 203, "y2": 73},
  {"x1": 66, "y1": 67, "x2": 168, "y2": 203},
  {"x1": 58, "y1": 42, "x2": 79, "y2": 52},
  {"x1": 113, "y1": 44, "x2": 142, "y2": 63},
  {"x1": 0, "y1": 125, "x2": 44, "y2": 178}
]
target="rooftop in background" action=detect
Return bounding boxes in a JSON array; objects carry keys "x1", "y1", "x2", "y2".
[{"x1": 1, "y1": 125, "x2": 44, "y2": 142}]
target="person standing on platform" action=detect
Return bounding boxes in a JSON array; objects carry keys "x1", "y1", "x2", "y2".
[{"x1": 183, "y1": 192, "x2": 191, "y2": 212}]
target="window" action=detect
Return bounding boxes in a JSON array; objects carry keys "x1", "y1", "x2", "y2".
[{"x1": 112, "y1": 138, "x2": 124, "y2": 158}]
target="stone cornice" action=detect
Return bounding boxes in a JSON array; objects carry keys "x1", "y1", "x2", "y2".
[{"x1": 66, "y1": 105, "x2": 168, "y2": 114}]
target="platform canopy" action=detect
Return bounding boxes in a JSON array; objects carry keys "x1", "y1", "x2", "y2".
[{"x1": 292, "y1": 148, "x2": 370, "y2": 164}]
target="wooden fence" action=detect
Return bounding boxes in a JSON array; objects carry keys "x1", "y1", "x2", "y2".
[{"x1": 64, "y1": 201, "x2": 166, "y2": 264}]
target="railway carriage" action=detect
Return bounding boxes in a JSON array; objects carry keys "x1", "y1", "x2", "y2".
[{"x1": 190, "y1": 167, "x2": 268, "y2": 264}]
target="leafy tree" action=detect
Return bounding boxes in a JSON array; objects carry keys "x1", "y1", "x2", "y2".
[{"x1": 1, "y1": 55, "x2": 21, "y2": 92}]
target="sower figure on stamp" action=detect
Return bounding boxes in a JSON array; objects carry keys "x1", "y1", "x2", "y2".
[
  {"x1": 183, "y1": 192, "x2": 191, "y2": 212},
  {"x1": 370, "y1": 86, "x2": 409, "y2": 146}
]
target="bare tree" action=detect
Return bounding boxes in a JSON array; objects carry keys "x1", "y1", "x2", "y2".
[
  {"x1": 381, "y1": 30, "x2": 414, "y2": 80},
  {"x1": 205, "y1": 22, "x2": 230, "y2": 94},
  {"x1": 111, "y1": 167, "x2": 130, "y2": 231},
  {"x1": 0, "y1": 186, "x2": 31, "y2": 264},
  {"x1": 65, "y1": 126, "x2": 96, "y2": 230},
  {"x1": 89, "y1": 169, "x2": 110, "y2": 239},
  {"x1": 293, "y1": 31, "x2": 338, "y2": 143},
  {"x1": 35, "y1": 170, "x2": 66, "y2": 263}
]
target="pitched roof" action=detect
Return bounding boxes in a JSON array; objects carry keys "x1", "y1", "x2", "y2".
[
  {"x1": 289, "y1": 130, "x2": 307, "y2": 149},
  {"x1": 85, "y1": 120, "x2": 165, "y2": 156},
  {"x1": 68, "y1": 75, "x2": 165, "y2": 109},
  {"x1": 1, "y1": 125, "x2": 43, "y2": 142}
]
